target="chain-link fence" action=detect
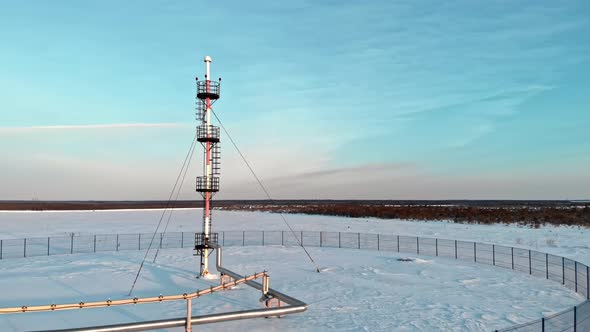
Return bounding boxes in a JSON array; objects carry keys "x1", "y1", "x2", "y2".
[{"x1": 0, "y1": 230, "x2": 588, "y2": 331}]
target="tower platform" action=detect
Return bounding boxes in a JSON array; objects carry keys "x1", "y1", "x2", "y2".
[{"x1": 196, "y1": 81, "x2": 220, "y2": 100}]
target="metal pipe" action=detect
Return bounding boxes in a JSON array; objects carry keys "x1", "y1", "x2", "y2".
[
  {"x1": 213, "y1": 245, "x2": 307, "y2": 309},
  {"x1": 36, "y1": 302, "x2": 308, "y2": 332},
  {"x1": 33, "y1": 245, "x2": 307, "y2": 332},
  {"x1": 186, "y1": 299, "x2": 192, "y2": 332},
  {"x1": 34, "y1": 318, "x2": 187, "y2": 332},
  {"x1": 0, "y1": 271, "x2": 267, "y2": 314}
]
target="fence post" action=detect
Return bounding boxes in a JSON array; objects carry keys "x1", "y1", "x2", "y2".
[
  {"x1": 242, "y1": 231, "x2": 245, "y2": 246},
  {"x1": 94, "y1": 235, "x2": 97, "y2": 252},
  {"x1": 541, "y1": 317, "x2": 545, "y2": 332},
  {"x1": 0, "y1": 239, "x2": 2, "y2": 259},
  {"x1": 511, "y1": 247, "x2": 514, "y2": 270},
  {"x1": 435, "y1": 238, "x2": 438, "y2": 257},
  {"x1": 262, "y1": 231, "x2": 265, "y2": 246},
  {"x1": 47, "y1": 237, "x2": 50, "y2": 256},
  {"x1": 492, "y1": 245, "x2": 495, "y2": 266},
  {"x1": 301, "y1": 231, "x2": 304, "y2": 246},
  {"x1": 358, "y1": 233, "x2": 360, "y2": 249},
  {"x1": 222, "y1": 232, "x2": 225, "y2": 246},
  {"x1": 474, "y1": 242, "x2": 476, "y2": 263},
  {"x1": 281, "y1": 231, "x2": 284, "y2": 246},
  {"x1": 339, "y1": 232, "x2": 341, "y2": 248},
  {"x1": 24, "y1": 238, "x2": 27, "y2": 258},
  {"x1": 454, "y1": 240, "x2": 458, "y2": 259},
  {"x1": 397, "y1": 235, "x2": 400, "y2": 252},
  {"x1": 575, "y1": 263, "x2": 578, "y2": 293},
  {"x1": 562, "y1": 257, "x2": 565, "y2": 285},
  {"x1": 70, "y1": 234, "x2": 74, "y2": 254},
  {"x1": 545, "y1": 254, "x2": 549, "y2": 279},
  {"x1": 587, "y1": 266, "x2": 589, "y2": 299},
  {"x1": 574, "y1": 306, "x2": 577, "y2": 332},
  {"x1": 116, "y1": 234, "x2": 119, "y2": 251},
  {"x1": 377, "y1": 234, "x2": 380, "y2": 251},
  {"x1": 181, "y1": 232, "x2": 184, "y2": 248},
  {"x1": 416, "y1": 237, "x2": 419, "y2": 254},
  {"x1": 320, "y1": 232, "x2": 323, "y2": 247},
  {"x1": 528, "y1": 250, "x2": 532, "y2": 275},
  {"x1": 138, "y1": 234, "x2": 141, "y2": 250}
]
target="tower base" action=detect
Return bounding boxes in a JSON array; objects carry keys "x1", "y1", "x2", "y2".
[{"x1": 194, "y1": 232, "x2": 219, "y2": 277}]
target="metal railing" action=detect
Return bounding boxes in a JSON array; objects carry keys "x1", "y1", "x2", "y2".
[
  {"x1": 196, "y1": 125, "x2": 220, "y2": 142},
  {"x1": 1, "y1": 230, "x2": 588, "y2": 331},
  {"x1": 196, "y1": 80, "x2": 220, "y2": 99},
  {"x1": 195, "y1": 176, "x2": 220, "y2": 192}
]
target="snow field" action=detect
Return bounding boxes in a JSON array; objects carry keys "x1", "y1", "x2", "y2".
[{"x1": 0, "y1": 209, "x2": 588, "y2": 331}]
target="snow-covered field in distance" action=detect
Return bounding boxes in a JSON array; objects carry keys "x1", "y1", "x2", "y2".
[
  {"x1": 0, "y1": 209, "x2": 588, "y2": 331},
  {"x1": 0, "y1": 209, "x2": 588, "y2": 264}
]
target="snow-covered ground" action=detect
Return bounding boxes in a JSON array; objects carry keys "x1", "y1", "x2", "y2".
[
  {"x1": 0, "y1": 209, "x2": 588, "y2": 331},
  {"x1": 1, "y1": 209, "x2": 588, "y2": 264}
]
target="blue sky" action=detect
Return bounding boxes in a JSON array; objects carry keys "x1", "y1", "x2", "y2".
[{"x1": 0, "y1": 0, "x2": 589, "y2": 200}]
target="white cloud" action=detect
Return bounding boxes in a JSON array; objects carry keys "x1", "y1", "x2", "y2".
[{"x1": 0, "y1": 123, "x2": 187, "y2": 133}]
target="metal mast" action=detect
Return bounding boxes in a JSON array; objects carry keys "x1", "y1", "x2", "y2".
[{"x1": 194, "y1": 55, "x2": 221, "y2": 277}]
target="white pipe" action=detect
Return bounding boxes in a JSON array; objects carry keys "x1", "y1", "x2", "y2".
[
  {"x1": 202, "y1": 55, "x2": 213, "y2": 276},
  {"x1": 204, "y1": 56, "x2": 211, "y2": 81}
]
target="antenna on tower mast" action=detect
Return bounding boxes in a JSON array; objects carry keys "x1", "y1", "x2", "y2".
[{"x1": 194, "y1": 55, "x2": 221, "y2": 277}]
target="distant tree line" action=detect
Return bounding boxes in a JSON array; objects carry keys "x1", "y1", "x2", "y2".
[
  {"x1": 1, "y1": 200, "x2": 589, "y2": 227},
  {"x1": 217, "y1": 204, "x2": 590, "y2": 227}
]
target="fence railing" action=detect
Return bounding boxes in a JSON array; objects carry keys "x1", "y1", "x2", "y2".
[{"x1": 0, "y1": 230, "x2": 588, "y2": 331}]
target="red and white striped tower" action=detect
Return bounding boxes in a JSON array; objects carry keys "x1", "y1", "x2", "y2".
[{"x1": 194, "y1": 56, "x2": 221, "y2": 277}]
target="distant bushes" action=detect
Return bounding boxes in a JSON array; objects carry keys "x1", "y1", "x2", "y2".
[
  {"x1": 3, "y1": 200, "x2": 589, "y2": 228},
  {"x1": 218, "y1": 204, "x2": 590, "y2": 227}
]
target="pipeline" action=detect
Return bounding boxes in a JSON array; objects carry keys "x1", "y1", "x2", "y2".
[
  {"x1": 0, "y1": 272, "x2": 266, "y2": 314},
  {"x1": 30, "y1": 245, "x2": 307, "y2": 332}
]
